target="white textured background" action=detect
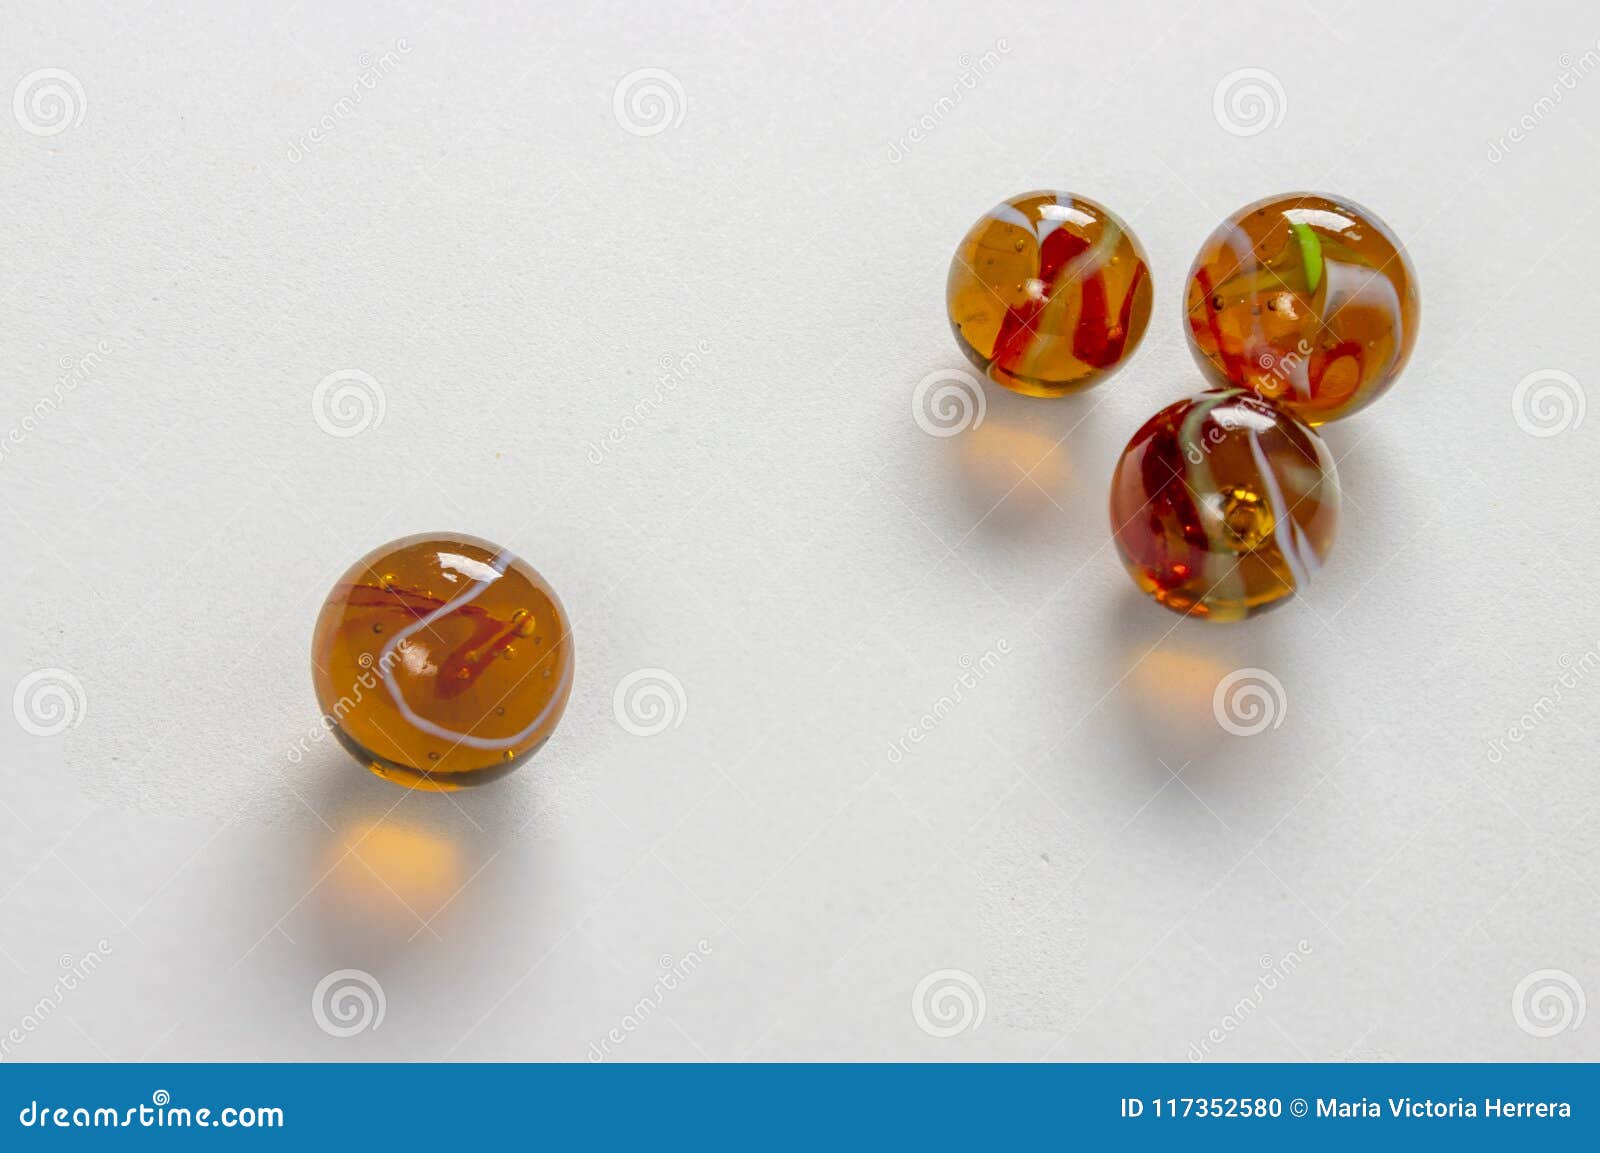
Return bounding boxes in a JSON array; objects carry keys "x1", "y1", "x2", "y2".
[{"x1": 2, "y1": 0, "x2": 1598, "y2": 1061}]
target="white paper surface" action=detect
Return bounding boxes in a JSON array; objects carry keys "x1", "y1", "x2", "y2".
[{"x1": 2, "y1": 0, "x2": 1597, "y2": 1060}]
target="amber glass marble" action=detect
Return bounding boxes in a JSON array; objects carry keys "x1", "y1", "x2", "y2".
[
  {"x1": 1110, "y1": 391, "x2": 1340, "y2": 621},
  {"x1": 311, "y1": 533, "x2": 574, "y2": 790},
  {"x1": 947, "y1": 190, "x2": 1153, "y2": 397},
  {"x1": 1185, "y1": 192, "x2": 1419, "y2": 424}
]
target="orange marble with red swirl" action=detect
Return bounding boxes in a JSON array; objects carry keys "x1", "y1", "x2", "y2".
[
  {"x1": 947, "y1": 190, "x2": 1153, "y2": 397},
  {"x1": 1110, "y1": 390, "x2": 1340, "y2": 621},
  {"x1": 1185, "y1": 193, "x2": 1419, "y2": 424},
  {"x1": 311, "y1": 533, "x2": 574, "y2": 790}
]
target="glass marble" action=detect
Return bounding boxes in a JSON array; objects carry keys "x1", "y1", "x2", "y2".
[
  {"x1": 311, "y1": 533, "x2": 574, "y2": 790},
  {"x1": 1185, "y1": 192, "x2": 1419, "y2": 424},
  {"x1": 947, "y1": 190, "x2": 1153, "y2": 398},
  {"x1": 1110, "y1": 390, "x2": 1340, "y2": 621}
]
